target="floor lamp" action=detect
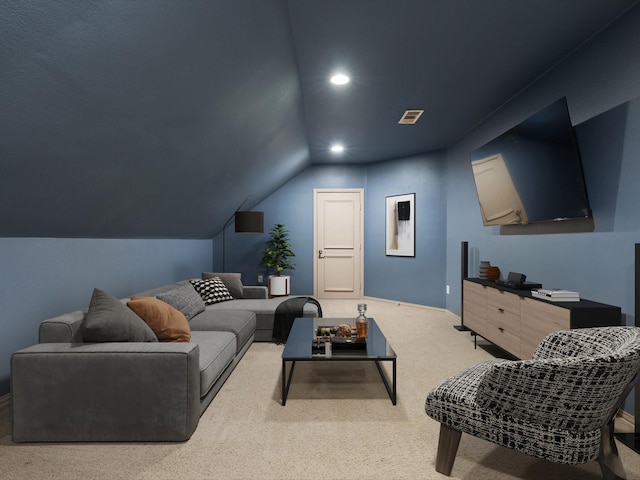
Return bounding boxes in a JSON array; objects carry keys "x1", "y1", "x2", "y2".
[{"x1": 222, "y1": 196, "x2": 264, "y2": 272}]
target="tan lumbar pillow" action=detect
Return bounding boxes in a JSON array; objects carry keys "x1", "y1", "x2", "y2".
[{"x1": 128, "y1": 296, "x2": 191, "y2": 342}]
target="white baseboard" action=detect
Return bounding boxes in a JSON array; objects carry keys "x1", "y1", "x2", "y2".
[
  {"x1": 0, "y1": 393, "x2": 10, "y2": 438},
  {"x1": 363, "y1": 295, "x2": 452, "y2": 315}
]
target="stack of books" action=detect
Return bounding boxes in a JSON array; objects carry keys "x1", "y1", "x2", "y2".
[{"x1": 531, "y1": 289, "x2": 580, "y2": 302}]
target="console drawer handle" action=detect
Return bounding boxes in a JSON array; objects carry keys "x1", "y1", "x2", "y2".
[
  {"x1": 498, "y1": 308, "x2": 504, "y2": 313},
  {"x1": 498, "y1": 327, "x2": 504, "y2": 332}
]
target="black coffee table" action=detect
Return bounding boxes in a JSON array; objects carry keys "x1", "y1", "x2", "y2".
[{"x1": 281, "y1": 317, "x2": 397, "y2": 405}]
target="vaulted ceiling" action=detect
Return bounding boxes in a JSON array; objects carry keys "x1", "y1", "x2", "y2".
[{"x1": 1, "y1": 0, "x2": 637, "y2": 238}]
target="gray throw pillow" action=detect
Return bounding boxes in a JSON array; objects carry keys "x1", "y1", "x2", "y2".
[
  {"x1": 82, "y1": 288, "x2": 158, "y2": 343},
  {"x1": 201, "y1": 272, "x2": 243, "y2": 299},
  {"x1": 157, "y1": 283, "x2": 206, "y2": 320}
]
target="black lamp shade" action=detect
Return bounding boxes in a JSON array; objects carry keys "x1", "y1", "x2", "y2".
[{"x1": 235, "y1": 211, "x2": 264, "y2": 233}]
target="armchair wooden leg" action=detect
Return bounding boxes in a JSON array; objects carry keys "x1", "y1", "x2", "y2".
[
  {"x1": 598, "y1": 419, "x2": 627, "y2": 480},
  {"x1": 435, "y1": 423, "x2": 462, "y2": 476}
]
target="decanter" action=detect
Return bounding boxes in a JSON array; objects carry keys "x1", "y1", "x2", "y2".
[{"x1": 356, "y1": 303, "x2": 368, "y2": 340}]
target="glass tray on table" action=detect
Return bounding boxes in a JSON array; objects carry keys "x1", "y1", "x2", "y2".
[{"x1": 312, "y1": 324, "x2": 366, "y2": 353}]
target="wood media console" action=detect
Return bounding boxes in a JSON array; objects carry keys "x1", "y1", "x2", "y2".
[{"x1": 463, "y1": 278, "x2": 622, "y2": 360}]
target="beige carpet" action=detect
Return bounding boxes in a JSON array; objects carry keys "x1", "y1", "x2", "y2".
[{"x1": 1, "y1": 298, "x2": 639, "y2": 480}]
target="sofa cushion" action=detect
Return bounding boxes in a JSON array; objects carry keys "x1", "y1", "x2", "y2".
[
  {"x1": 190, "y1": 331, "x2": 236, "y2": 398},
  {"x1": 82, "y1": 289, "x2": 157, "y2": 343},
  {"x1": 189, "y1": 309, "x2": 256, "y2": 353},
  {"x1": 189, "y1": 278, "x2": 234, "y2": 305},
  {"x1": 156, "y1": 283, "x2": 206, "y2": 320},
  {"x1": 128, "y1": 297, "x2": 191, "y2": 342},
  {"x1": 202, "y1": 272, "x2": 244, "y2": 299},
  {"x1": 204, "y1": 297, "x2": 319, "y2": 334}
]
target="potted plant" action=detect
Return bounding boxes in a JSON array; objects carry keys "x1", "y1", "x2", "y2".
[{"x1": 261, "y1": 223, "x2": 295, "y2": 296}]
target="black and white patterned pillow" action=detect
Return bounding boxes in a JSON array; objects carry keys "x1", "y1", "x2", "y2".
[{"x1": 189, "y1": 278, "x2": 234, "y2": 305}]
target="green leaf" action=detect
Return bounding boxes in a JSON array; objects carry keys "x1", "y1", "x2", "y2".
[{"x1": 261, "y1": 223, "x2": 295, "y2": 275}]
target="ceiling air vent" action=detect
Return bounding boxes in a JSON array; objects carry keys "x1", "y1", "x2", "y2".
[{"x1": 398, "y1": 109, "x2": 424, "y2": 125}]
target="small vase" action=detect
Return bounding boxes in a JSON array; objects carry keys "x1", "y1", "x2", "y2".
[
  {"x1": 487, "y1": 266, "x2": 501, "y2": 281},
  {"x1": 479, "y1": 261, "x2": 490, "y2": 279}
]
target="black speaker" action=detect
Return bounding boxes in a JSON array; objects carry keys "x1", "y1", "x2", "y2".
[
  {"x1": 461, "y1": 241, "x2": 469, "y2": 280},
  {"x1": 454, "y1": 241, "x2": 470, "y2": 331},
  {"x1": 634, "y1": 244, "x2": 639, "y2": 444},
  {"x1": 635, "y1": 243, "x2": 639, "y2": 438},
  {"x1": 615, "y1": 243, "x2": 640, "y2": 452}
]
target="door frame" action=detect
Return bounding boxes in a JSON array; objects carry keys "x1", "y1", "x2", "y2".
[{"x1": 313, "y1": 188, "x2": 365, "y2": 299}]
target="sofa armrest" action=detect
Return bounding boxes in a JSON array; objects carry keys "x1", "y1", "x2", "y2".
[
  {"x1": 242, "y1": 285, "x2": 268, "y2": 299},
  {"x1": 11, "y1": 342, "x2": 201, "y2": 442},
  {"x1": 39, "y1": 310, "x2": 86, "y2": 343}
]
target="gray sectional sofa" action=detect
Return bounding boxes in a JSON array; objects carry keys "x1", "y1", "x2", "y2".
[{"x1": 10, "y1": 275, "x2": 318, "y2": 443}]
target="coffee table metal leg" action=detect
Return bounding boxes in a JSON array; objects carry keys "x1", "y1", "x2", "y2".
[
  {"x1": 392, "y1": 358, "x2": 396, "y2": 404},
  {"x1": 282, "y1": 360, "x2": 297, "y2": 406},
  {"x1": 375, "y1": 359, "x2": 397, "y2": 405}
]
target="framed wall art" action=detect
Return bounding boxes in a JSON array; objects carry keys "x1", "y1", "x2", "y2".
[{"x1": 385, "y1": 193, "x2": 415, "y2": 257}]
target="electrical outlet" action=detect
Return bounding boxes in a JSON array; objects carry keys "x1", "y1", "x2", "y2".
[
  {"x1": 258, "y1": 275, "x2": 263, "y2": 284},
  {"x1": 446, "y1": 285, "x2": 450, "y2": 295}
]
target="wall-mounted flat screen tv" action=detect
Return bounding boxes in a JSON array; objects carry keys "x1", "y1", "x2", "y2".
[{"x1": 470, "y1": 97, "x2": 591, "y2": 226}]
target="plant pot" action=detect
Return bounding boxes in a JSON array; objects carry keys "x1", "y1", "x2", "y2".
[{"x1": 268, "y1": 275, "x2": 290, "y2": 297}]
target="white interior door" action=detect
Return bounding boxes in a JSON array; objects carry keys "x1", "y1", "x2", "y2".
[{"x1": 314, "y1": 189, "x2": 363, "y2": 299}]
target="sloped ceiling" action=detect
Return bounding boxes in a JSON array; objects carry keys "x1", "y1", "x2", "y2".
[{"x1": 1, "y1": 0, "x2": 637, "y2": 238}]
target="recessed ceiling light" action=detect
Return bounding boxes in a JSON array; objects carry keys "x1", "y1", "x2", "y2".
[
  {"x1": 330, "y1": 144, "x2": 345, "y2": 154},
  {"x1": 330, "y1": 73, "x2": 350, "y2": 85}
]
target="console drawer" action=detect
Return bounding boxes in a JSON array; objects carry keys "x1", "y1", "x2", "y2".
[
  {"x1": 462, "y1": 279, "x2": 621, "y2": 360},
  {"x1": 463, "y1": 280, "x2": 487, "y2": 336},
  {"x1": 520, "y1": 297, "x2": 570, "y2": 359},
  {"x1": 487, "y1": 288, "x2": 520, "y2": 316},
  {"x1": 486, "y1": 307, "x2": 520, "y2": 357}
]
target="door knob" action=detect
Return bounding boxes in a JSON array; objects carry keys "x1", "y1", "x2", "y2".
[{"x1": 318, "y1": 249, "x2": 325, "y2": 258}]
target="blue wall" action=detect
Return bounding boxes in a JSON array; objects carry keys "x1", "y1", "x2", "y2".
[
  {"x1": 216, "y1": 152, "x2": 448, "y2": 307},
  {"x1": 444, "y1": 5, "x2": 640, "y2": 325},
  {"x1": 364, "y1": 153, "x2": 447, "y2": 306},
  {"x1": 0, "y1": 238, "x2": 212, "y2": 395}
]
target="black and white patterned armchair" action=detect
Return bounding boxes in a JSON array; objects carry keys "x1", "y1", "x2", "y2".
[{"x1": 425, "y1": 327, "x2": 640, "y2": 479}]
